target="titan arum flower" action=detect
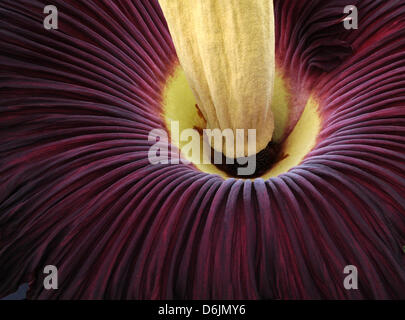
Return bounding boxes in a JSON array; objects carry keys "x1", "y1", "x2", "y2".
[{"x1": 0, "y1": 0, "x2": 404, "y2": 299}]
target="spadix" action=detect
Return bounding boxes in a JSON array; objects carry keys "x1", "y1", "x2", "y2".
[{"x1": 158, "y1": 0, "x2": 276, "y2": 158}]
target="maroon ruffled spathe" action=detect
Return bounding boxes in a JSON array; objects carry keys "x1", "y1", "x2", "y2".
[{"x1": 0, "y1": 0, "x2": 404, "y2": 299}]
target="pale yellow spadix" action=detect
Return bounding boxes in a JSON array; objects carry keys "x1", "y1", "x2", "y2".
[{"x1": 159, "y1": 0, "x2": 275, "y2": 158}]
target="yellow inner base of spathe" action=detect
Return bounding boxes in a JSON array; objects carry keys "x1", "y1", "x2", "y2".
[{"x1": 162, "y1": 65, "x2": 321, "y2": 180}]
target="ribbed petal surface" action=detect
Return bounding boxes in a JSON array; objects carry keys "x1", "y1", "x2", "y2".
[{"x1": 0, "y1": 0, "x2": 404, "y2": 299}]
